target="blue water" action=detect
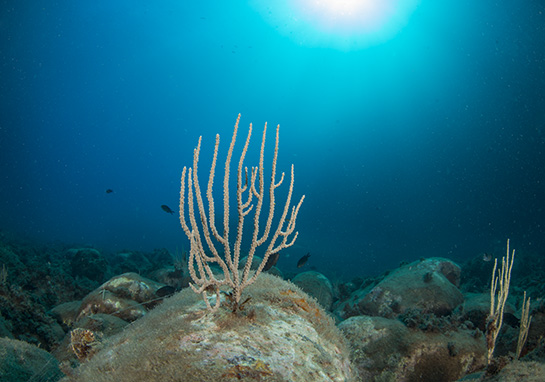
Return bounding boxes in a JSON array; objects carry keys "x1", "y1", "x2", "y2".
[{"x1": 1, "y1": 1, "x2": 544, "y2": 280}]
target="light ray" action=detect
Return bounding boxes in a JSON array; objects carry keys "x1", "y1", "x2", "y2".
[{"x1": 251, "y1": 0, "x2": 420, "y2": 50}]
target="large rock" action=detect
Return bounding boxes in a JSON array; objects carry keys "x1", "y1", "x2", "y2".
[
  {"x1": 68, "y1": 248, "x2": 108, "y2": 282},
  {"x1": 480, "y1": 360, "x2": 545, "y2": 382},
  {"x1": 76, "y1": 272, "x2": 166, "y2": 322},
  {"x1": 149, "y1": 266, "x2": 188, "y2": 290},
  {"x1": 53, "y1": 313, "x2": 130, "y2": 365},
  {"x1": 291, "y1": 271, "x2": 335, "y2": 310},
  {"x1": 336, "y1": 258, "x2": 464, "y2": 319},
  {"x1": 0, "y1": 337, "x2": 64, "y2": 381},
  {"x1": 525, "y1": 300, "x2": 545, "y2": 357},
  {"x1": 339, "y1": 315, "x2": 486, "y2": 381},
  {"x1": 63, "y1": 274, "x2": 354, "y2": 382}
]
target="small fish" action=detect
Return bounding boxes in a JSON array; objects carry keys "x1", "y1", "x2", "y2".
[
  {"x1": 161, "y1": 205, "x2": 175, "y2": 214},
  {"x1": 106, "y1": 189, "x2": 114, "y2": 194},
  {"x1": 263, "y1": 252, "x2": 280, "y2": 272},
  {"x1": 156, "y1": 286, "x2": 176, "y2": 298},
  {"x1": 503, "y1": 312, "x2": 520, "y2": 327},
  {"x1": 297, "y1": 253, "x2": 310, "y2": 268},
  {"x1": 482, "y1": 253, "x2": 493, "y2": 262}
]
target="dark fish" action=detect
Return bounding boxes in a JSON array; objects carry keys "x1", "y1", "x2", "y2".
[
  {"x1": 106, "y1": 189, "x2": 114, "y2": 194},
  {"x1": 297, "y1": 253, "x2": 310, "y2": 268},
  {"x1": 263, "y1": 252, "x2": 280, "y2": 272},
  {"x1": 161, "y1": 205, "x2": 175, "y2": 214},
  {"x1": 503, "y1": 312, "x2": 520, "y2": 327},
  {"x1": 156, "y1": 286, "x2": 176, "y2": 298}
]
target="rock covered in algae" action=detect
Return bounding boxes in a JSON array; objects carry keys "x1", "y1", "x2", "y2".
[
  {"x1": 291, "y1": 270, "x2": 335, "y2": 311},
  {"x1": 481, "y1": 360, "x2": 545, "y2": 382},
  {"x1": 0, "y1": 337, "x2": 64, "y2": 381},
  {"x1": 339, "y1": 315, "x2": 486, "y2": 381},
  {"x1": 336, "y1": 257, "x2": 464, "y2": 319},
  {"x1": 75, "y1": 272, "x2": 165, "y2": 322},
  {"x1": 63, "y1": 273, "x2": 354, "y2": 382}
]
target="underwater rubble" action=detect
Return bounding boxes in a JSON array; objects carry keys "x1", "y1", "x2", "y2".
[{"x1": 1, "y1": 236, "x2": 545, "y2": 381}]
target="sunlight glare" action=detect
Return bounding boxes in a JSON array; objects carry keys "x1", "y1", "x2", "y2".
[
  {"x1": 304, "y1": 0, "x2": 392, "y2": 33},
  {"x1": 251, "y1": 0, "x2": 420, "y2": 50}
]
